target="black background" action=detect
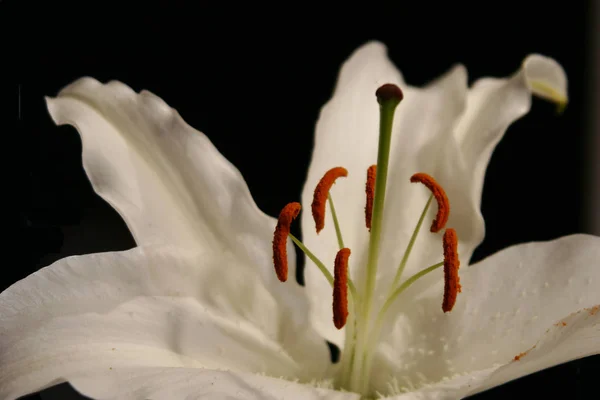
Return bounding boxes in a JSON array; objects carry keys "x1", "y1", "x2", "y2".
[{"x1": 4, "y1": 2, "x2": 599, "y2": 399}]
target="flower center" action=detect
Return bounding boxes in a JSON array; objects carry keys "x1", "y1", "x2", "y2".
[{"x1": 271, "y1": 84, "x2": 461, "y2": 397}]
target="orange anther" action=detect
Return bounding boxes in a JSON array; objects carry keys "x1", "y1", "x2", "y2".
[
  {"x1": 442, "y1": 228, "x2": 461, "y2": 313},
  {"x1": 333, "y1": 248, "x2": 351, "y2": 329},
  {"x1": 272, "y1": 202, "x2": 301, "y2": 282},
  {"x1": 365, "y1": 165, "x2": 377, "y2": 231},
  {"x1": 410, "y1": 172, "x2": 450, "y2": 233},
  {"x1": 312, "y1": 167, "x2": 348, "y2": 234}
]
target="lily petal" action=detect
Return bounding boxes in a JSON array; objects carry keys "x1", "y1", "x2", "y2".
[
  {"x1": 68, "y1": 366, "x2": 361, "y2": 400},
  {"x1": 379, "y1": 367, "x2": 499, "y2": 399},
  {"x1": 45, "y1": 78, "x2": 281, "y2": 277},
  {"x1": 373, "y1": 307, "x2": 598, "y2": 400},
  {"x1": 45, "y1": 79, "x2": 315, "y2": 363},
  {"x1": 0, "y1": 246, "x2": 330, "y2": 399},
  {"x1": 300, "y1": 41, "x2": 566, "y2": 346},
  {"x1": 373, "y1": 234, "x2": 600, "y2": 398},
  {"x1": 468, "y1": 304, "x2": 599, "y2": 398}
]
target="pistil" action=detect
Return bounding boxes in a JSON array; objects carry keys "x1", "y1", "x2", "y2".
[{"x1": 350, "y1": 84, "x2": 403, "y2": 394}]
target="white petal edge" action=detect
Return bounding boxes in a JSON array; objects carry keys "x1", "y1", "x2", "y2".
[
  {"x1": 69, "y1": 366, "x2": 361, "y2": 400},
  {"x1": 466, "y1": 305, "x2": 599, "y2": 398},
  {"x1": 453, "y1": 53, "x2": 568, "y2": 219},
  {"x1": 373, "y1": 234, "x2": 600, "y2": 397},
  {"x1": 45, "y1": 78, "x2": 288, "y2": 284},
  {"x1": 0, "y1": 246, "x2": 330, "y2": 399}
]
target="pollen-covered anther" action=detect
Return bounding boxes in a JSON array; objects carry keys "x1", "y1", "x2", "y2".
[
  {"x1": 365, "y1": 165, "x2": 377, "y2": 231},
  {"x1": 442, "y1": 228, "x2": 461, "y2": 313},
  {"x1": 410, "y1": 172, "x2": 450, "y2": 233},
  {"x1": 272, "y1": 202, "x2": 301, "y2": 282},
  {"x1": 333, "y1": 248, "x2": 351, "y2": 329},
  {"x1": 312, "y1": 167, "x2": 348, "y2": 234}
]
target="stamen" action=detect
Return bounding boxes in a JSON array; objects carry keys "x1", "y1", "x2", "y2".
[
  {"x1": 272, "y1": 202, "x2": 301, "y2": 282},
  {"x1": 288, "y1": 233, "x2": 334, "y2": 287},
  {"x1": 410, "y1": 173, "x2": 450, "y2": 233},
  {"x1": 333, "y1": 248, "x2": 351, "y2": 329},
  {"x1": 365, "y1": 165, "x2": 377, "y2": 231},
  {"x1": 288, "y1": 233, "x2": 359, "y2": 301},
  {"x1": 442, "y1": 228, "x2": 461, "y2": 313},
  {"x1": 390, "y1": 194, "x2": 434, "y2": 290},
  {"x1": 312, "y1": 167, "x2": 348, "y2": 234},
  {"x1": 328, "y1": 194, "x2": 345, "y2": 249}
]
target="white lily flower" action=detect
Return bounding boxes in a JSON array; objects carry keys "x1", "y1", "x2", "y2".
[{"x1": 2, "y1": 41, "x2": 599, "y2": 400}]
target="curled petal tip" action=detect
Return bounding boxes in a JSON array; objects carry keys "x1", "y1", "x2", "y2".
[{"x1": 522, "y1": 54, "x2": 568, "y2": 108}]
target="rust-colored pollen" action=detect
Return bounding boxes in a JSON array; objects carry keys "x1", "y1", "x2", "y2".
[
  {"x1": 514, "y1": 352, "x2": 527, "y2": 361},
  {"x1": 312, "y1": 167, "x2": 348, "y2": 234},
  {"x1": 272, "y1": 202, "x2": 301, "y2": 282},
  {"x1": 410, "y1": 172, "x2": 450, "y2": 233},
  {"x1": 365, "y1": 165, "x2": 377, "y2": 231},
  {"x1": 442, "y1": 228, "x2": 461, "y2": 313},
  {"x1": 333, "y1": 248, "x2": 351, "y2": 329},
  {"x1": 514, "y1": 345, "x2": 536, "y2": 361}
]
